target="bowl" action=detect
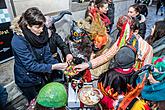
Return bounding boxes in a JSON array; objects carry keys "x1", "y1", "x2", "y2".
[{"x1": 78, "y1": 87, "x2": 103, "y2": 106}]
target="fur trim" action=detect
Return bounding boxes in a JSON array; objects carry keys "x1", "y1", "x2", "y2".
[
  {"x1": 10, "y1": 16, "x2": 24, "y2": 36},
  {"x1": 139, "y1": 14, "x2": 146, "y2": 23},
  {"x1": 77, "y1": 19, "x2": 91, "y2": 32}
]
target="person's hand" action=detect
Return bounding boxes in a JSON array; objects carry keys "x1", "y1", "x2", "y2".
[
  {"x1": 150, "y1": 25, "x2": 155, "y2": 36},
  {"x1": 90, "y1": 52, "x2": 95, "y2": 60},
  {"x1": 148, "y1": 74, "x2": 159, "y2": 84},
  {"x1": 66, "y1": 54, "x2": 73, "y2": 63},
  {"x1": 52, "y1": 62, "x2": 68, "y2": 70},
  {"x1": 74, "y1": 63, "x2": 89, "y2": 72}
]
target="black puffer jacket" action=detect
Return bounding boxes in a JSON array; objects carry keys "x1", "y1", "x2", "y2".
[
  {"x1": 106, "y1": 2, "x2": 115, "y2": 25},
  {"x1": 136, "y1": 14, "x2": 146, "y2": 39},
  {"x1": 49, "y1": 32, "x2": 71, "y2": 62}
]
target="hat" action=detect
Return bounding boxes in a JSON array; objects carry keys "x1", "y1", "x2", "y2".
[
  {"x1": 114, "y1": 46, "x2": 136, "y2": 69},
  {"x1": 36, "y1": 82, "x2": 67, "y2": 108}
]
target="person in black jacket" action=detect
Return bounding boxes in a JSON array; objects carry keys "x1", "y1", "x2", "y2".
[
  {"x1": 106, "y1": 0, "x2": 115, "y2": 33},
  {"x1": 128, "y1": 4, "x2": 146, "y2": 39},
  {"x1": 45, "y1": 16, "x2": 73, "y2": 62},
  {"x1": 156, "y1": 0, "x2": 165, "y2": 16},
  {"x1": 45, "y1": 16, "x2": 73, "y2": 82}
]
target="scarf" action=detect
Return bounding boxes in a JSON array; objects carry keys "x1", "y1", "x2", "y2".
[
  {"x1": 22, "y1": 25, "x2": 49, "y2": 48},
  {"x1": 100, "y1": 13, "x2": 111, "y2": 26}
]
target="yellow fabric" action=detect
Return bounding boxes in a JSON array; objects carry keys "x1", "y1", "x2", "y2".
[{"x1": 131, "y1": 100, "x2": 146, "y2": 110}]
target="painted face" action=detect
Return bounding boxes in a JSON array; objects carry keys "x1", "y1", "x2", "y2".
[
  {"x1": 99, "y1": 3, "x2": 108, "y2": 14},
  {"x1": 128, "y1": 7, "x2": 139, "y2": 18},
  {"x1": 27, "y1": 24, "x2": 44, "y2": 36},
  {"x1": 93, "y1": 35, "x2": 108, "y2": 49}
]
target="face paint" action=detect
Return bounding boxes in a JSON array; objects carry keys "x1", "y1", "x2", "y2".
[{"x1": 93, "y1": 35, "x2": 108, "y2": 50}]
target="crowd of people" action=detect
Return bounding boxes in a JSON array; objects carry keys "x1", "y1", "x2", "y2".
[{"x1": 0, "y1": 0, "x2": 164, "y2": 110}]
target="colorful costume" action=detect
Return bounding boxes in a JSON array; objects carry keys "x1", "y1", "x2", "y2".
[
  {"x1": 88, "y1": 12, "x2": 111, "y2": 78},
  {"x1": 136, "y1": 56, "x2": 165, "y2": 101},
  {"x1": 66, "y1": 20, "x2": 93, "y2": 61}
]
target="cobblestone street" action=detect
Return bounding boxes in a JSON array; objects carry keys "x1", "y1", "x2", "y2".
[{"x1": 145, "y1": 4, "x2": 164, "y2": 38}]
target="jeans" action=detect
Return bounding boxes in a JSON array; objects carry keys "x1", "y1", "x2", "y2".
[
  {"x1": 0, "y1": 85, "x2": 8, "y2": 110},
  {"x1": 18, "y1": 84, "x2": 44, "y2": 103}
]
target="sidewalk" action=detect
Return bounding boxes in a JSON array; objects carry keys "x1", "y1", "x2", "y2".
[{"x1": 145, "y1": 4, "x2": 164, "y2": 38}]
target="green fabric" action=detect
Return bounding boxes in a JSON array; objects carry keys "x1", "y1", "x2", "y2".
[
  {"x1": 152, "y1": 56, "x2": 165, "y2": 74},
  {"x1": 136, "y1": 56, "x2": 165, "y2": 101},
  {"x1": 36, "y1": 82, "x2": 67, "y2": 108}
]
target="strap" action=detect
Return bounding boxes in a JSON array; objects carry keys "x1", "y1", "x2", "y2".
[{"x1": 126, "y1": 98, "x2": 138, "y2": 110}]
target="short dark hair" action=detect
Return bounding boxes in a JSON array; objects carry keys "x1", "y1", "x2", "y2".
[
  {"x1": 153, "y1": 20, "x2": 165, "y2": 41},
  {"x1": 97, "y1": 1, "x2": 108, "y2": 9},
  {"x1": 18, "y1": 7, "x2": 46, "y2": 28}
]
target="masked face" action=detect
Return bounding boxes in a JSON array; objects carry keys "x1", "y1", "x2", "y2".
[
  {"x1": 93, "y1": 35, "x2": 108, "y2": 50},
  {"x1": 70, "y1": 22, "x2": 87, "y2": 43}
]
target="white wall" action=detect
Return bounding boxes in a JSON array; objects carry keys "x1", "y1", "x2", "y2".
[{"x1": 13, "y1": 0, "x2": 70, "y2": 15}]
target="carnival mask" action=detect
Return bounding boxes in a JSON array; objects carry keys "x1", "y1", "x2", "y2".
[{"x1": 70, "y1": 20, "x2": 88, "y2": 43}]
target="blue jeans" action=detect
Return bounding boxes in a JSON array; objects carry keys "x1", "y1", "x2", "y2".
[{"x1": 0, "y1": 85, "x2": 8, "y2": 110}]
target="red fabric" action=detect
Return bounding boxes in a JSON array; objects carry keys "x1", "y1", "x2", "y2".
[
  {"x1": 144, "y1": 104, "x2": 151, "y2": 110},
  {"x1": 89, "y1": 7, "x2": 97, "y2": 19},
  {"x1": 100, "y1": 95, "x2": 114, "y2": 109},
  {"x1": 100, "y1": 13, "x2": 111, "y2": 26},
  {"x1": 89, "y1": 7, "x2": 110, "y2": 26},
  {"x1": 80, "y1": 101, "x2": 84, "y2": 108},
  {"x1": 83, "y1": 69, "x2": 92, "y2": 82},
  {"x1": 154, "y1": 56, "x2": 165, "y2": 65},
  {"x1": 117, "y1": 22, "x2": 127, "y2": 47}
]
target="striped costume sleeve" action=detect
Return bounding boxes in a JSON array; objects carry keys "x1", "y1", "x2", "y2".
[
  {"x1": 143, "y1": 44, "x2": 153, "y2": 65},
  {"x1": 138, "y1": 37, "x2": 153, "y2": 66}
]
